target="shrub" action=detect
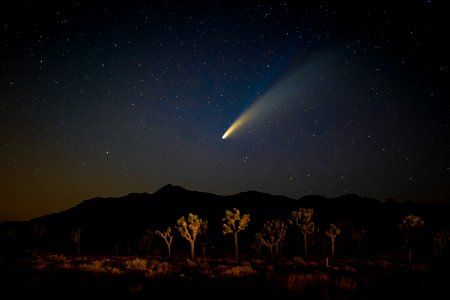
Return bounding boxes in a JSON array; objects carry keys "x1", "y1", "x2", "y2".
[{"x1": 125, "y1": 258, "x2": 148, "y2": 271}]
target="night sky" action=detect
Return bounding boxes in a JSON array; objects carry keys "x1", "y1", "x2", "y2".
[{"x1": 1, "y1": 1, "x2": 449, "y2": 221}]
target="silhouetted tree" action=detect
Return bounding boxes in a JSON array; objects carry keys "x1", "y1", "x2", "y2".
[
  {"x1": 251, "y1": 234, "x2": 262, "y2": 257},
  {"x1": 399, "y1": 214, "x2": 424, "y2": 264},
  {"x1": 113, "y1": 240, "x2": 120, "y2": 255},
  {"x1": 338, "y1": 221, "x2": 366, "y2": 256},
  {"x1": 351, "y1": 228, "x2": 366, "y2": 256},
  {"x1": 199, "y1": 239, "x2": 213, "y2": 258},
  {"x1": 156, "y1": 227, "x2": 173, "y2": 259},
  {"x1": 325, "y1": 224, "x2": 340, "y2": 259},
  {"x1": 176, "y1": 213, "x2": 207, "y2": 259},
  {"x1": 30, "y1": 223, "x2": 46, "y2": 252},
  {"x1": 432, "y1": 227, "x2": 449, "y2": 258},
  {"x1": 288, "y1": 208, "x2": 315, "y2": 258},
  {"x1": 257, "y1": 220, "x2": 287, "y2": 257},
  {"x1": 139, "y1": 229, "x2": 155, "y2": 255},
  {"x1": 70, "y1": 228, "x2": 81, "y2": 255},
  {"x1": 255, "y1": 233, "x2": 272, "y2": 256},
  {"x1": 197, "y1": 221, "x2": 209, "y2": 257},
  {"x1": 223, "y1": 208, "x2": 250, "y2": 261}
]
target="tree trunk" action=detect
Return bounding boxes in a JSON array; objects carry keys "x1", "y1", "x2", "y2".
[
  {"x1": 166, "y1": 242, "x2": 172, "y2": 259},
  {"x1": 234, "y1": 232, "x2": 239, "y2": 261},
  {"x1": 280, "y1": 239, "x2": 284, "y2": 257},
  {"x1": 331, "y1": 238, "x2": 335, "y2": 259},
  {"x1": 408, "y1": 248, "x2": 412, "y2": 265},
  {"x1": 303, "y1": 232, "x2": 308, "y2": 258},
  {"x1": 190, "y1": 240, "x2": 195, "y2": 259}
]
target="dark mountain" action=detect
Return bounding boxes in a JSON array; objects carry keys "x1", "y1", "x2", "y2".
[
  {"x1": 27, "y1": 184, "x2": 299, "y2": 254},
  {"x1": 33, "y1": 184, "x2": 297, "y2": 230},
  {"x1": 1, "y1": 184, "x2": 450, "y2": 257}
]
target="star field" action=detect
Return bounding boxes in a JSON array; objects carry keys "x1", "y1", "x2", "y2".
[{"x1": 0, "y1": 0, "x2": 449, "y2": 221}]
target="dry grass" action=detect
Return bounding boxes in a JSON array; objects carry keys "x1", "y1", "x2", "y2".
[
  {"x1": 125, "y1": 257, "x2": 148, "y2": 271},
  {"x1": 215, "y1": 264, "x2": 257, "y2": 277},
  {"x1": 4, "y1": 254, "x2": 445, "y2": 299},
  {"x1": 284, "y1": 272, "x2": 330, "y2": 292}
]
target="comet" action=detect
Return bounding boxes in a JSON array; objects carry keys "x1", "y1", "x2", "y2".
[
  {"x1": 221, "y1": 67, "x2": 304, "y2": 139},
  {"x1": 221, "y1": 53, "x2": 336, "y2": 139},
  {"x1": 221, "y1": 110, "x2": 253, "y2": 139}
]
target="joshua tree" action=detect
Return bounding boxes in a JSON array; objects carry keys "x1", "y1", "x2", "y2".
[
  {"x1": 139, "y1": 229, "x2": 155, "y2": 255},
  {"x1": 325, "y1": 224, "x2": 341, "y2": 259},
  {"x1": 156, "y1": 227, "x2": 174, "y2": 259},
  {"x1": 113, "y1": 240, "x2": 120, "y2": 255},
  {"x1": 399, "y1": 214, "x2": 424, "y2": 264},
  {"x1": 432, "y1": 227, "x2": 449, "y2": 258},
  {"x1": 198, "y1": 221, "x2": 209, "y2": 257},
  {"x1": 70, "y1": 228, "x2": 81, "y2": 255},
  {"x1": 30, "y1": 223, "x2": 46, "y2": 251},
  {"x1": 223, "y1": 208, "x2": 250, "y2": 261},
  {"x1": 176, "y1": 213, "x2": 207, "y2": 259},
  {"x1": 289, "y1": 208, "x2": 315, "y2": 258},
  {"x1": 252, "y1": 233, "x2": 263, "y2": 256},
  {"x1": 257, "y1": 220, "x2": 287, "y2": 257},
  {"x1": 198, "y1": 239, "x2": 213, "y2": 258},
  {"x1": 351, "y1": 228, "x2": 366, "y2": 255}
]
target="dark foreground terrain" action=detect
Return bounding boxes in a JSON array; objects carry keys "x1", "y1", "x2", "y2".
[{"x1": 1, "y1": 254, "x2": 449, "y2": 300}]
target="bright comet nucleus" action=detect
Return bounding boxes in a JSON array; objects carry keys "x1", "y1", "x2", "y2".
[
  {"x1": 222, "y1": 120, "x2": 243, "y2": 139},
  {"x1": 221, "y1": 110, "x2": 253, "y2": 139}
]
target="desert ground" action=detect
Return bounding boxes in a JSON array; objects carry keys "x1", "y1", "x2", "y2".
[{"x1": 1, "y1": 253, "x2": 448, "y2": 299}]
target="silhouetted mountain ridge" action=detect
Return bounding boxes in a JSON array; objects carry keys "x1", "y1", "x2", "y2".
[
  {"x1": 1, "y1": 184, "x2": 449, "y2": 256},
  {"x1": 28, "y1": 184, "x2": 450, "y2": 228}
]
